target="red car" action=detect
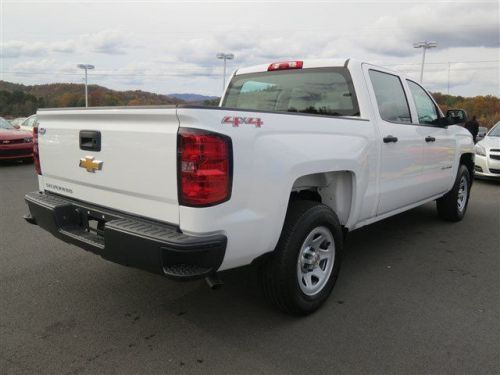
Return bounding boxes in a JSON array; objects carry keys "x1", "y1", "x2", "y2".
[{"x1": 0, "y1": 117, "x2": 33, "y2": 161}]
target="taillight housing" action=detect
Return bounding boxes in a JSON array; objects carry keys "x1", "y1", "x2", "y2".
[
  {"x1": 177, "y1": 128, "x2": 232, "y2": 207},
  {"x1": 33, "y1": 126, "x2": 42, "y2": 175},
  {"x1": 268, "y1": 61, "x2": 303, "y2": 71}
]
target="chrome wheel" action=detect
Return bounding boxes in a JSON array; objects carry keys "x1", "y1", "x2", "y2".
[
  {"x1": 457, "y1": 176, "x2": 468, "y2": 212},
  {"x1": 297, "y1": 226, "x2": 335, "y2": 296}
]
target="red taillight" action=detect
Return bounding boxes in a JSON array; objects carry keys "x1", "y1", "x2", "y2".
[
  {"x1": 177, "y1": 128, "x2": 232, "y2": 207},
  {"x1": 267, "y1": 60, "x2": 303, "y2": 71},
  {"x1": 33, "y1": 126, "x2": 42, "y2": 175}
]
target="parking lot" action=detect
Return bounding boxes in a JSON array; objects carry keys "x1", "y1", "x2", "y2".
[{"x1": 1, "y1": 161, "x2": 499, "y2": 375}]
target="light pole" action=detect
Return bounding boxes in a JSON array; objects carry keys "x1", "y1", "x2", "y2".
[
  {"x1": 216, "y1": 52, "x2": 234, "y2": 92},
  {"x1": 413, "y1": 41, "x2": 437, "y2": 83},
  {"x1": 77, "y1": 64, "x2": 95, "y2": 107},
  {"x1": 447, "y1": 62, "x2": 451, "y2": 95}
]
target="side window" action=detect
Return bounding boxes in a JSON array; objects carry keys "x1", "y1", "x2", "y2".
[
  {"x1": 407, "y1": 80, "x2": 439, "y2": 125},
  {"x1": 369, "y1": 70, "x2": 411, "y2": 123}
]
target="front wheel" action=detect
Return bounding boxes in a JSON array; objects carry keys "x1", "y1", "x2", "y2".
[
  {"x1": 261, "y1": 200, "x2": 343, "y2": 315},
  {"x1": 436, "y1": 164, "x2": 471, "y2": 222}
]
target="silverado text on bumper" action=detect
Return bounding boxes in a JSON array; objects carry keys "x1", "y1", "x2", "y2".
[{"x1": 24, "y1": 191, "x2": 227, "y2": 279}]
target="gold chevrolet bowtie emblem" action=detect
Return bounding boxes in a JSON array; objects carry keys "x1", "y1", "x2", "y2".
[{"x1": 79, "y1": 156, "x2": 103, "y2": 173}]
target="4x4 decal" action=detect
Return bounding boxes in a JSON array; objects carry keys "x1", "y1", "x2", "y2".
[{"x1": 222, "y1": 116, "x2": 263, "y2": 128}]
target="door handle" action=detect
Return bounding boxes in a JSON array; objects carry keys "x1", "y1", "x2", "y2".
[
  {"x1": 383, "y1": 135, "x2": 398, "y2": 143},
  {"x1": 80, "y1": 130, "x2": 101, "y2": 152},
  {"x1": 425, "y1": 136, "x2": 436, "y2": 143}
]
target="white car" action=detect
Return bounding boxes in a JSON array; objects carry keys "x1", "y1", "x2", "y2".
[
  {"x1": 474, "y1": 121, "x2": 500, "y2": 178},
  {"x1": 19, "y1": 115, "x2": 37, "y2": 133},
  {"x1": 9, "y1": 117, "x2": 27, "y2": 129},
  {"x1": 24, "y1": 59, "x2": 474, "y2": 315}
]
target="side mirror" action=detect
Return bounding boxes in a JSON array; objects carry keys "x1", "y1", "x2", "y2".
[
  {"x1": 13, "y1": 124, "x2": 20, "y2": 129},
  {"x1": 437, "y1": 117, "x2": 450, "y2": 127},
  {"x1": 446, "y1": 109, "x2": 467, "y2": 125}
]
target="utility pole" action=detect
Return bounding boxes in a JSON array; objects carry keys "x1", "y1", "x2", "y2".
[
  {"x1": 216, "y1": 53, "x2": 234, "y2": 92},
  {"x1": 413, "y1": 41, "x2": 437, "y2": 83},
  {"x1": 77, "y1": 64, "x2": 95, "y2": 107}
]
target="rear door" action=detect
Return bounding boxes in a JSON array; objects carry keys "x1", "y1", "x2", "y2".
[
  {"x1": 37, "y1": 107, "x2": 180, "y2": 224},
  {"x1": 364, "y1": 67, "x2": 427, "y2": 215},
  {"x1": 406, "y1": 79, "x2": 456, "y2": 196}
]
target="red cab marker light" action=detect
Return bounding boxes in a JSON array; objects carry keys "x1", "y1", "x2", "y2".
[{"x1": 268, "y1": 61, "x2": 303, "y2": 71}]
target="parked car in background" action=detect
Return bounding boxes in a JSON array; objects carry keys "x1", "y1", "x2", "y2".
[
  {"x1": 19, "y1": 115, "x2": 37, "y2": 132},
  {"x1": 0, "y1": 117, "x2": 33, "y2": 161},
  {"x1": 474, "y1": 121, "x2": 500, "y2": 178},
  {"x1": 9, "y1": 117, "x2": 27, "y2": 129},
  {"x1": 476, "y1": 126, "x2": 488, "y2": 142}
]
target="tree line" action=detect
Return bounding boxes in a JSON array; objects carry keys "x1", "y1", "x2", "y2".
[
  {"x1": 0, "y1": 80, "x2": 498, "y2": 128},
  {"x1": 432, "y1": 93, "x2": 499, "y2": 129}
]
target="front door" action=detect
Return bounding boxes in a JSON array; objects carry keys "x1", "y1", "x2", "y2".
[{"x1": 406, "y1": 80, "x2": 456, "y2": 197}]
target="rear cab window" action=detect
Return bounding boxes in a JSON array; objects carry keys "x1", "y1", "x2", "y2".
[{"x1": 222, "y1": 68, "x2": 360, "y2": 117}]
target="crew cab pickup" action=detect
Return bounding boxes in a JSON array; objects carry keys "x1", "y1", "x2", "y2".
[{"x1": 24, "y1": 59, "x2": 474, "y2": 315}]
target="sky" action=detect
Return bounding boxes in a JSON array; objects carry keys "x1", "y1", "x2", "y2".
[{"x1": 0, "y1": 0, "x2": 499, "y2": 97}]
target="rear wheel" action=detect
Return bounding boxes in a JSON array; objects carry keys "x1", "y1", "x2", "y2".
[
  {"x1": 261, "y1": 200, "x2": 343, "y2": 315},
  {"x1": 436, "y1": 164, "x2": 471, "y2": 222}
]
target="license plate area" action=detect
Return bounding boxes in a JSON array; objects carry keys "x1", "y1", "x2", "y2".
[{"x1": 75, "y1": 208, "x2": 113, "y2": 237}]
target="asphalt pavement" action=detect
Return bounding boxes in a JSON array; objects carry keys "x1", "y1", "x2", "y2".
[{"x1": 1, "y1": 161, "x2": 499, "y2": 375}]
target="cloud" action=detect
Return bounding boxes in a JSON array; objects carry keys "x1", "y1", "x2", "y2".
[
  {"x1": 2, "y1": 3, "x2": 497, "y2": 96},
  {"x1": 85, "y1": 30, "x2": 129, "y2": 55},
  {"x1": 357, "y1": 3, "x2": 499, "y2": 57},
  {"x1": 2, "y1": 41, "x2": 48, "y2": 58},
  {"x1": 1, "y1": 30, "x2": 131, "y2": 58},
  {"x1": 161, "y1": 29, "x2": 340, "y2": 71},
  {"x1": 51, "y1": 40, "x2": 77, "y2": 54},
  {"x1": 9, "y1": 59, "x2": 76, "y2": 74}
]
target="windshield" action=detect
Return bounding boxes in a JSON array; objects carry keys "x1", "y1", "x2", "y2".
[
  {"x1": 0, "y1": 117, "x2": 14, "y2": 129},
  {"x1": 487, "y1": 122, "x2": 500, "y2": 137},
  {"x1": 222, "y1": 67, "x2": 360, "y2": 117}
]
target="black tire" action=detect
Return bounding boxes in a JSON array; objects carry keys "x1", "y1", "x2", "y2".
[
  {"x1": 261, "y1": 200, "x2": 343, "y2": 315},
  {"x1": 436, "y1": 164, "x2": 471, "y2": 222}
]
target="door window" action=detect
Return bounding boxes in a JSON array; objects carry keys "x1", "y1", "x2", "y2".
[
  {"x1": 369, "y1": 70, "x2": 411, "y2": 124},
  {"x1": 407, "y1": 80, "x2": 439, "y2": 125}
]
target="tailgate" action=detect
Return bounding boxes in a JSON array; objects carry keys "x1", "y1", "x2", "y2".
[{"x1": 37, "y1": 107, "x2": 180, "y2": 225}]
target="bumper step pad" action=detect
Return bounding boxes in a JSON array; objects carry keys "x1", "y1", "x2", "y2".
[{"x1": 24, "y1": 191, "x2": 226, "y2": 279}]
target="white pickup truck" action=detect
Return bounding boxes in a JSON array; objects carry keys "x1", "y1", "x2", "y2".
[{"x1": 25, "y1": 59, "x2": 474, "y2": 315}]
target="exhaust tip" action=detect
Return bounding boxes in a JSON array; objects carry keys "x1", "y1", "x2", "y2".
[{"x1": 205, "y1": 274, "x2": 223, "y2": 290}]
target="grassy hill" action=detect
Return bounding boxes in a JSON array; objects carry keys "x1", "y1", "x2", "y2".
[{"x1": 0, "y1": 81, "x2": 184, "y2": 117}]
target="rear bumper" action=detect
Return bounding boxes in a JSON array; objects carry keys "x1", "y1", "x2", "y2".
[{"x1": 24, "y1": 191, "x2": 226, "y2": 279}]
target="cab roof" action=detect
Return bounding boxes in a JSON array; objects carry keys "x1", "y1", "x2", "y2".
[{"x1": 235, "y1": 58, "x2": 357, "y2": 75}]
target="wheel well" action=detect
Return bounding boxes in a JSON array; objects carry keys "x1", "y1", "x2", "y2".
[
  {"x1": 460, "y1": 153, "x2": 474, "y2": 183},
  {"x1": 290, "y1": 189, "x2": 322, "y2": 203},
  {"x1": 289, "y1": 171, "x2": 354, "y2": 226}
]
